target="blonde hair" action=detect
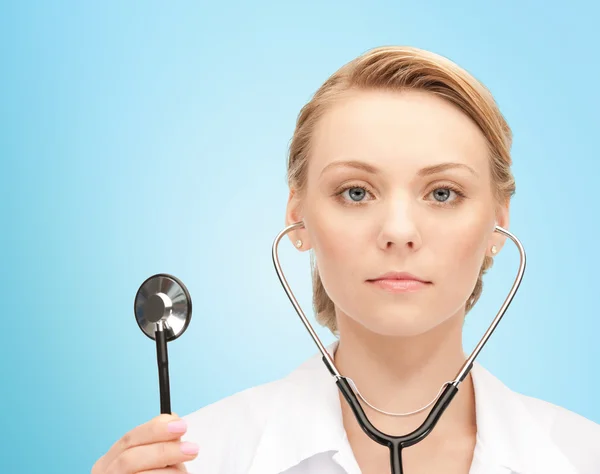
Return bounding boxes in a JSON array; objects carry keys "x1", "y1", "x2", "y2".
[{"x1": 286, "y1": 46, "x2": 515, "y2": 335}]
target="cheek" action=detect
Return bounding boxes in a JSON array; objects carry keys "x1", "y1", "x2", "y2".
[
  {"x1": 432, "y1": 214, "x2": 490, "y2": 291},
  {"x1": 310, "y1": 213, "x2": 364, "y2": 271},
  {"x1": 307, "y1": 207, "x2": 372, "y2": 293}
]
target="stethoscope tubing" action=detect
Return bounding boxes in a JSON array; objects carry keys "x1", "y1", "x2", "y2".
[{"x1": 155, "y1": 320, "x2": 172, "y2": 414}]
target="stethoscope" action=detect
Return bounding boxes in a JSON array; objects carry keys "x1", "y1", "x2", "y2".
[
  {"x1": 131, "y1": 222, "x2": 525, "y2": 474},
  {"x1": 133, "y1": 274, "x2": 193, "y2": 414},
  {"x1": 271, "y1": 221, "x2": 526, "y2": 474}
]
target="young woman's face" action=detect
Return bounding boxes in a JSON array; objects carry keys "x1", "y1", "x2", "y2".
[{"x1": 287, "y1": 89, "x2": 509, "y2": 337}]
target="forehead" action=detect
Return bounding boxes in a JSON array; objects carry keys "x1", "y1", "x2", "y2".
[{"x1": 308, "y1": 89, "x2": 490, "y2": 179}]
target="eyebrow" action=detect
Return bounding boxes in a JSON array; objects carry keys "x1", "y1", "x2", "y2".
[{"x1": 319, "y1": 160, "x2": 479, "y2": 178}]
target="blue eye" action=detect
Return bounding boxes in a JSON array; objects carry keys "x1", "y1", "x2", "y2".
[
  {"x1": 433, "y1": 188, "x2": 452, "y2": 202},
  {"x1": 335, "y1": 185, "x2": 374, "y2": 206},
  {"x1": 428, "y1": 186, "x2": 466, "y2": 207},
  {"x1": 345, "y1": 187, "x2": 367, "y2": 202}
]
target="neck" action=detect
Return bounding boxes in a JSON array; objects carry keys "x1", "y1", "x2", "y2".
[{"x1": 333, "y1": 310, "x2": 476, "y2": 438}]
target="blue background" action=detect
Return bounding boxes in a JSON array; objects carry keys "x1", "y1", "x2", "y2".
[{"x1": 1, "y1": 1, "x2": 598, "y2": 472}]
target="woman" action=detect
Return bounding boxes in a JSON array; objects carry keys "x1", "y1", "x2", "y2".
[{"x1": 92, "y1": 46, "x2": 600, "y2": 474}]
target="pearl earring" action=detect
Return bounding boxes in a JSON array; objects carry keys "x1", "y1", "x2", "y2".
[
  {"x1": 295, "y1": 239, "x2": 303, "y2": 248},
  {"x1": 491, "y1": 245, "x2": 498, "y2": 255}
]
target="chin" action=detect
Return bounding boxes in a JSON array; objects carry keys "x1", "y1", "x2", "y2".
[{"x1": 351, "y1": 306, "x2": 442, "y2": 338}]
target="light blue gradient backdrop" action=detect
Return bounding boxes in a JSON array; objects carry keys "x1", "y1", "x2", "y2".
[{"x1": 1, "y1": 1, "x2": 598, "y2": 472}]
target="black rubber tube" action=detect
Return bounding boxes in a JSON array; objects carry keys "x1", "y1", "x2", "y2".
[
  {"x1": 156, "y1": 328, "x2": 171, "y2": 414},
  {"x1": 330, "y1": 357, "x2": 460, "y2": 473}
]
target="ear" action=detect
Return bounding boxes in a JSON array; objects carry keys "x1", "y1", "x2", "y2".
[
  {"x1": 285, "y1": 188, "x2": 312, "y2": 251},
  {"x1": 488, "y1": 199, "x2": 510, "y2": 257}
]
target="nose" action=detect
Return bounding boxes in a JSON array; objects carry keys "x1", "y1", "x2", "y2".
[{"x1": 375, "y1": 195, "x2": 422, "y2": 252}]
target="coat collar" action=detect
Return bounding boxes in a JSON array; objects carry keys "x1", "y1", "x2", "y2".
[
  {"x1": 470, "y1": 362, "x2": 578, "y2": 474},
  {"x1": 248, "y1": 340, "x2": 579, "y2": 474}
]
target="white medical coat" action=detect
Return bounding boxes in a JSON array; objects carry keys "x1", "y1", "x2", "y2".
[{"x1": 182, "y1": 341, "x2": 600, "y2": 473}]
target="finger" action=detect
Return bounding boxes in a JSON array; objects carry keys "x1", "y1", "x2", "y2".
[
  {"x1": 137, "y1": 469, "x2": 188, "y2": 474},
  {"x1": 101, "y1": 414, "x2": 186, "y2": 469},
  {"x1": 143, "y1": 463, "x2": 188, "y2": 473},
  {"x1": 138, "y1": 466, "x2": 188, "y2": 474},
  {"x1": 107, "y1": 440, "x2": 198, "y2": 474}
]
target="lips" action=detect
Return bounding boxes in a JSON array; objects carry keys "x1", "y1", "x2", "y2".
[
  {"x1": 366, "y1": 271, "x2": 431, "y2": 293},
  {"x1": 368, "y1": 271, "x2": 430, "y2": 284}
]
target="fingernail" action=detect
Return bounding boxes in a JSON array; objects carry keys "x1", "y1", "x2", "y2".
[
  {"x1": 167, "y1": 420, "x2": 187, "y2": 433},
  {"x1": 180, "y1": 441, "x2": 199, "y2": 455}
]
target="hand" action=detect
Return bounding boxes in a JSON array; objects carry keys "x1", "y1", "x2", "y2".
[{"x1": 91, "y1": 413, "x2": 198, "y2": 473}]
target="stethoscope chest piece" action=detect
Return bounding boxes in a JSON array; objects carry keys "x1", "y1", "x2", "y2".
[
  {"x1": 134, "y1": 273, "x2": 192, "y2": 414},
  {"x1": 134, "y1": 273, "x2": 192, "y2": 341}
]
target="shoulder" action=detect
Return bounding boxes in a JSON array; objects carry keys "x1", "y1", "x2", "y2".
[
  {"x1": 472, "y1": 363, "x2": 600, "y2": 474},
  {"x1": 517, "y1": 392, "x2": 600, "y2": 472},
  {"x1": 180, "y1": 377, "x2": 285, "y2": 473}
]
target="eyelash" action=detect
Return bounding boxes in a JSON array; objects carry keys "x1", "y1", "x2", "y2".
[{"x1": 334, "y1": 183, "x2": 466, "y2": 207}]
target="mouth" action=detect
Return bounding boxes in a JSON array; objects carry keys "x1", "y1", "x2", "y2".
[{"x1": 366, "y1": 272, "x2": 432, "y2": 293}]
